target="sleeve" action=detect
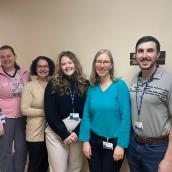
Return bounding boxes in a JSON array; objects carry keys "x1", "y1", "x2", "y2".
[
  {"x1": 116, "y1": 80, "x2": 131, "y2": 148},
  {"x1": 21, "y1": 82, "x2": 44, "y2": 117},
  {"x1": 167, "y1": 79, "x2": 172, "y2": 115},
  {"x1": 73, "y1": 123, "x2": 80, "y2": 137},
  {"x1": 23, "y1": 70, "x2": 31, "y2": 83},
  {"x1": 79, "y1": 87, "x2": 91, "y2": 141},
  {"x1": 44, "y1": 81, "x2": 70, "y2": 140}
]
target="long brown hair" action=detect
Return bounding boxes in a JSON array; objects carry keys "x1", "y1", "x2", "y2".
[{"x1": 52, "y1": 51, "x2": 89, "y2": 95}]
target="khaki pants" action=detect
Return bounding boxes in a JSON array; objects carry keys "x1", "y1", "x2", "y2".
[{"x1": 45, "y1": 126, "x2": 83, "y2": 172}]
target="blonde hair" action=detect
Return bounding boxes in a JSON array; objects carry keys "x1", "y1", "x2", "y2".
[{"x1": 90, "y1": 49, "x2": 116, "y2": 86}]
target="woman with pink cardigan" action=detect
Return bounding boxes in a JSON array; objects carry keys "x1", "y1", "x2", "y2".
[{"x1": 0, "y1": 45, "x2": 30, "y2": 172}]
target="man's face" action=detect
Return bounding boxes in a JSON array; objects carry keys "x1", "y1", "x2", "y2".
[{"x1": 136, "y1": 41, "x2": 160, "y2": 70}]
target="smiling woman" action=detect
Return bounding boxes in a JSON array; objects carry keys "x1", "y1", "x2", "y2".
[
  {"x1": 0, "y1": 45, "x2": 30, "y2": 172},
  {"x1": 79, "y1": 49, "x2": 131, "y2": 172},
  {"x1": 21, "y1": 56, "x2": 55, "y2": 172},
  {"x1": 44, "y1": 51, "x2": 89, "y2": 172},
  {"x1": 60, "y1": 56, "x2": 76, "y2": 77}
]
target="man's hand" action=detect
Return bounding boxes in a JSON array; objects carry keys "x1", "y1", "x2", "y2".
[
  {"x1": 158, "y1": 127, "x2": 172, "y2": 172},
  {"x1": 158, "y1": 159, "x2": 172, "y2": 172}
]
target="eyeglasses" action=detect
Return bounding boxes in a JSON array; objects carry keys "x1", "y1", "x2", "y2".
[
  {"x1": 95, "y1": 60, "x2": 111, "y2": 66},
  {"x1": 37, "y1": 65, "x2": 49, "y2": 69}
]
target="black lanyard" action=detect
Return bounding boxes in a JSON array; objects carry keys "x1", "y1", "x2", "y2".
[{"x1": 136, "y1": 68, "x2": 158, "y2": 118}]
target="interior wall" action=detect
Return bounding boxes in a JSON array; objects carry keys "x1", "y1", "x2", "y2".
[{"x1": 1, "y1": 0, "x2": 172, "y2": 171}]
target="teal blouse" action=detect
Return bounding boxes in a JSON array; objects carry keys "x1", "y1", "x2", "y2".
[{"x1": 79, "y1": 79, "x2": 131, "y2": 148}]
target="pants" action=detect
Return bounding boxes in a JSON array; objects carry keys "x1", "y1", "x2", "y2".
[
  {"x1": 27, "y1": 141, "x2": 48, "y2": 172},
  {"x1": 45, "y1": 126, "x2": 83, "y2": 172},
  {"x1": 127, "y1": 134, "x2": 168, "y2": 172},
  {"x1": 88, "y1": 131, "x2": 124, "y2": 172},
  {"x1": 0, "y1": 117, "x2": 27, "y2": 172}
]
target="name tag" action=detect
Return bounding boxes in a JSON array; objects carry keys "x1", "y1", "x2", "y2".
[
  {"x1": 0, "y1": 114, "x2": 6, "y2": 124},
  {"x1": 135, "y1": 122, "x2": 143, "y2": 131},
  {"x1": 103, "y1": 141, "x2": 113, "y2": 150},
  {"x1": 69, "y1": 113, "x2": 79, "y2": 121}
]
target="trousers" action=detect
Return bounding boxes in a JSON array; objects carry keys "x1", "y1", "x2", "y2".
[
  {"x1": 27, "y1": 141, "x2": 48, "y2": 172},
  {"x1": 45, "y1": 126, "x2": 83, "y2": 172},
  {"x1": 127, "y1": 134, "x2": 168, "y2": 172},
  {"x1": 88, "y1": 131, "x2": 124, "y2": 172},
  {"x1": 0, "y1": 117, "x2": 27, "y2": 172}
]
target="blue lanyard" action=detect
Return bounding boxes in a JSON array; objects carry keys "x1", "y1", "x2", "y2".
[
  {"x1": 136, "y1": 68, "x2": 157, "y2": 118},
  {"x1": 70, "y1": 82, "x2": 76, "y2": 112}
]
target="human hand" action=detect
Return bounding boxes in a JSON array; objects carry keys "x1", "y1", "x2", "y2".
[
  {"x1": 83, "y1": 142, "x2": 92, "y2": 159},
  {"x1": 0, "y1": 124, "x2": 4, "y2": 137},
  {"x1": 158, "y1": 159, "x2": 172, "y2": 172},
  {"x1": 64, "y1": 132, "x2": 78, "y2": 144},
  {"x1": 113, "y1": 146, "x2": 124, "y2": 161},
  {"x1": 70, "y1": 132, "x2": 78, "y2": 142},
  {"x1": 64, "y1": 135, "x2": 73, "y2": 144}
]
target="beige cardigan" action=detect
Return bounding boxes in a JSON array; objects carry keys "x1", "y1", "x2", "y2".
[{"x1": 21, "y1": 79, "x2": 46, "y2": 142}]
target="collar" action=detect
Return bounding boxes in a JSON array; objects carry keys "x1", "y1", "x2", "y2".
[
  {"x1": 0, "y1": 65, "x2": 27, "y2": 77},
  {"x1": 137, "y1": 67, "x2": 163, "y2": 82}
]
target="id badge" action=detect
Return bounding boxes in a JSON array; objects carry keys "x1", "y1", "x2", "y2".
[
  {"x1": 69, "y1": 113, "x2": 79, "y2": 121},
  {"x1": 135, "y1": 122, "x2": 143, "y2": 131},
  {"x1": 0, "y1": 114, "x2": 6, "y2": 124},
  {"x1": 103, "y1": 141, "x2": 113, "y2": 150}
]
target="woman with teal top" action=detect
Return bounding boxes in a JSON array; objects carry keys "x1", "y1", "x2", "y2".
[{"x1": 79, "y1": 49, "x2": 131, "y2": 172}]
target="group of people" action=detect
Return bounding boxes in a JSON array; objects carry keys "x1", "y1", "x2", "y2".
[{"x1": 0, "y1": 35, "x2": 172, "y2": 172}]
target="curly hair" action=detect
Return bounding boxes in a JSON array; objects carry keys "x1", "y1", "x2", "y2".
[
  {"x1": 51, "y1": 51, "x2": 89, "y2": 96},
  {"x1": 30, "y1": 56, "x2": 55, "y2": 76}
]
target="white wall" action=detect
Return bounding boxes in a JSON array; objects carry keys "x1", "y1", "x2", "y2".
[{"x1": 1, "y1": 0, "x2": 172, "y2": 171}]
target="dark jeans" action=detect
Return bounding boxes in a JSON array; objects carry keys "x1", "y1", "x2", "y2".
[
  {"x1": 127, "y1": 134, "x2": 168, "y2": 172},
  {"x1": 88, "y1": 131, "x2": 124, "y2": 172},
  {"x1": 27, "y1": 141, "x2": 48, "y2": 172}
]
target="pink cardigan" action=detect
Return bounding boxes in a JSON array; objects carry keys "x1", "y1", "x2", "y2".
[{"x1": 0, "y1": 66, "x2": 30, "y2": 118}]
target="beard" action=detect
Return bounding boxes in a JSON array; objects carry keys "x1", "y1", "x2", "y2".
[{"x1": 137, "y1": 59, "x2": 157, "y2": 71}]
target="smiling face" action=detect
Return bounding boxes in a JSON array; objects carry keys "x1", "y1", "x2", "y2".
[
  {"x1": 95, "y1": 53, "x2": 112, "y2": 78},
  {"x1": 136, "y1": 41, "x2": 160, "y2": 70},
  {"x1": 36, "y1": 59, "x2": 49, "y2": 79},
  {"x1": 60, "y1": 56, "x2": 76, "y2": 77},
  {"x1": 0, "y1": 48, "x2": 16, "y2": 71}
]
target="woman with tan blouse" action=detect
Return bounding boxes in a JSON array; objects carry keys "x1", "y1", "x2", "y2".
[{"x1": 21, "y1": 56, "x2": 55, "y2": 172}]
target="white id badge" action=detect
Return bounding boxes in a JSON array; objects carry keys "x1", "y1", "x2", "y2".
[
  {"x1": 69, "y1": 113, "x2": 79, "y2": 121},
  {"x1": 103, "y1": 141, "x2": 113, "y2": 150},
  {"x1": 0, "y1": 114, "x2": 6, "y2": 124},
  {"x1": 135, "y1": 122, "x2": 143, "y2": 131}
]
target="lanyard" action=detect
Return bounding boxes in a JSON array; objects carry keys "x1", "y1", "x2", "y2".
[
  {"x1": 136, "y1": 81, "x2": 148, "y2": 118},
  {"x1": 70, "y1": 82, "x2": 76, "y2": 112},
  {"x1": 136, "y1": 68, "x2": 157, "y2": 118}
]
